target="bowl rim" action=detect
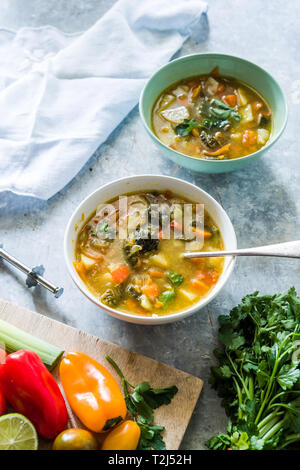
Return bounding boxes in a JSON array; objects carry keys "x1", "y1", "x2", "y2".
[
  {"x1": 64, "y1": 174, "x2": 237, "y2": 324},
  {"x1": 139, "y1": 52, "x2": 288, "y2": 165}
]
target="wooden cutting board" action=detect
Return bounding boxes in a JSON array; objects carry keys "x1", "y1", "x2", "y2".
[{"x1": 0, "y1": 299, "x2": 203, "y2": 450}]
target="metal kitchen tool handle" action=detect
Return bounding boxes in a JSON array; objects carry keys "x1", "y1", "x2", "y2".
[
  {"x1": 183, "y1": 240, "x2": 300, "y2": 259},
  {"x1": 0, "y1": 245, "x2": 63, "y2": 298}
]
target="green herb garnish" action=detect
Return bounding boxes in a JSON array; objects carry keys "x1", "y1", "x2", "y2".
[
  {"x1": 175, "y1": 112, "x2": 239, "y2": 138},
  {"x1": 206, "y1": 287, "x2": 300, "y2": 451},
  {"x1": 106, "y1": 355, "x2": 178, "y2": 450},
  {"x1": 175, "y1": 119, "x2": 198, "y2": 136},
  {"x1": 168, "y1": 271, "x2": 184, "y2": 287},
  {"x1": 201, "y1": 118, "x2": 230, "y2": 130},
  {"x1": 158, "y1": 289, "x2": 175, "y2": 307},
  {"x1": 210, "y1": 98, "x2": 241, "y2": 122}
]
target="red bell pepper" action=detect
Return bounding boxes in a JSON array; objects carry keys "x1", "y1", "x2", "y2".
[
  {"x1": 0, "y1": 390, "x2": 6, "y2": 416},
  {"x1": 0, "y1": 350, "x2": 68, "y2": 439}
]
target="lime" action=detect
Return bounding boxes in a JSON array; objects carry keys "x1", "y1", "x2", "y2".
[{"x1": 0, "y1": 413, "x2": 38, "y2": 450}]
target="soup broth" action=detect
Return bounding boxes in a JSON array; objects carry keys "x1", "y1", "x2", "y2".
[
  {"x1": 74, "y1": 191, "x2": 224, "y2": 317},
  {"x1": 152, "y1": 67, "x2": 272, "y2": 160}
]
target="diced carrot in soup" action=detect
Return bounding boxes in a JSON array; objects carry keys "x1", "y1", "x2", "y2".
[
  {"x1": 149, "y1": 269, "x2": 166, "y2": 278},
  {"x1": 242, "y1": 129, "x2": 257, "y2": 146},
  {"x1": 111, "y1": 265, "x2": 131, "y2": 284},
  {"x1": 252, "y1": 101, "x2": 263, "y2": 111},
  {"x1": 193, "y1": 227, "x2": 212, "y2": 239},
  {"x1": 142, "y1": 281, "x2": 160, "y2": 301},
  {"x1": 190, "y1": 279, "x2": 210, "y2": 293},
  {"x1": 223, "y1": 94, "x2": 237, "y2": 107}
]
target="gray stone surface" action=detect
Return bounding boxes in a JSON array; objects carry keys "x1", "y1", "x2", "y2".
[{"x1": 0, "y1": 0, "x2": 299, "y2": 449}]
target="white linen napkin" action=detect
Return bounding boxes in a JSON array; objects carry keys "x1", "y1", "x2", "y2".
[{"x1": 0, "y1": 0, "x2": 207, "y2": 200}]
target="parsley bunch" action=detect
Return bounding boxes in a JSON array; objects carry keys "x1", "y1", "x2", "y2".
[
  {"x1": 106, "y1": 355, "x2": 178, "y2": 450},
  {"x1": 206, "y1": 288, "x2": 300, "y2": 450}
]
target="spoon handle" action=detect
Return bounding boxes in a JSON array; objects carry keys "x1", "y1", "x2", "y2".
[
  {"x1": 0, "y1": 246, "x2": 64, "y2": 297},
  {"x1": 183, "y1": 240, "x2": 300, "y2": 259}
]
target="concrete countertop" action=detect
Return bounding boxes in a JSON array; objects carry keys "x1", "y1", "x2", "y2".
[{"x1": 0, "y1": 0, "x2": 299, "y2": 449}]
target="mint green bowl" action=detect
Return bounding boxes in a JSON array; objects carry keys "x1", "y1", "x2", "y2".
[{"x1": 139, "y1": 53, "x2": 288, "y2": 173}]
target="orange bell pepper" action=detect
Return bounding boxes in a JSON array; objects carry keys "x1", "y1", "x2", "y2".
[
  {"x1": 60, "y1": 351, "x2": 126, "y2": 433},
  {"x1": 101, "y1": 420, "x2": 141, "y2": 450}
]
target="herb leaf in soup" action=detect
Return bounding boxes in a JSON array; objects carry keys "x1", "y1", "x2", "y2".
[
  {"x1": 168, "y1": 271, "x2": 184, "y2": 287},
  {"x1": 158, "y1": 289, "x2": 175, "y2": 308},
  {"x1": 209, "y1": 99, "x2": 241, "y2": 122},
  {"x1": 201, "y1": 118, "x2": 230, "y2": 130},
  {"x1": 175, "y1": 119, "x2": 198, "y2": 136}
]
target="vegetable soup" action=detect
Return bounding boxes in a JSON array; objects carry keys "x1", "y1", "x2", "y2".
[
  {"x1": 74, "y1": 191, "x2": 224, "y2": 317},
  {"x1": 152, "y1": 67, "x2": 272, "y2": 160}
]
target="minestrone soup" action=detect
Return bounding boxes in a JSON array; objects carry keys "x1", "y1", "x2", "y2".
[
  {"x1": 152, "y1": 67, "x2": 272, "y2": 160},
  {"x1": 74, "y1": 191, "x2": 224, "y2": 317}
]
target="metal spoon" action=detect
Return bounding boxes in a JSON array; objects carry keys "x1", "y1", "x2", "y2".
[{"x1": 183, "y1": 240, "x2": 300, "y2": 260}]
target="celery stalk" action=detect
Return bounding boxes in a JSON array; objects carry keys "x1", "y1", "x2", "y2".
[{"x1": 0, "y1": 318, "x2": 64, "y2": 370}]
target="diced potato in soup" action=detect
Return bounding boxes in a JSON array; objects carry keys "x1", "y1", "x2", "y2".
[
  {"x1": 152, "y1": 67, "x2": 272, "y2": 160},
  {"x1": 74, "y1": 191, "x2": 225, "y2": 317}
]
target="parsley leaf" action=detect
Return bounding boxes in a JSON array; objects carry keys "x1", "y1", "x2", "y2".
[
  {"x1": 277, "y1": 364, "x2": 300, "y2": 390},
  {"x1": 135, "y1": 381, "x2": 178, "y2": 409},
  {"x1": 105, "y1": 355, "x2": 178, "y2": 450},
  {"x1": 138, "y1": 422, "x2": 166, "y2": 450},
  {"x1": 158, "y1": 289, "x2": 175, "y2": 307},
  {"x1": 175, "y1": 119, "x2": 198, "y2": 136},
  {"x1": 210, "y1": 98, "x2": 241, "y2": 122},
  {"x1": 168, "y1": 271, "x2": 184, "y2": 287}
]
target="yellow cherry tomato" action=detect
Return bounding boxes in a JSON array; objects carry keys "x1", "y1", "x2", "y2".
[
  {"x1": 101, "y1": 420, "x2": 141, "y2": 450},
  {"x1": 53, "y1": 429, "x2": 98, "y2": 450}
]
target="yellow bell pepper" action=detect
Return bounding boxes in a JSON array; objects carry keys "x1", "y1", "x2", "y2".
[{"x1": 60, "y1": 351, "x2": 126, "y2": 433}]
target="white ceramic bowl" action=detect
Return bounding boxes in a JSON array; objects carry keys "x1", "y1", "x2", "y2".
[{"x1": 64, "y1": 175, "x2": 237, "y2": 325}]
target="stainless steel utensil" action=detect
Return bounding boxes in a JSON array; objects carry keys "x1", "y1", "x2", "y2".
[
  {"x1": 183, "y1": 240, "x2": 300, "y2": 260},
  {"x1": 0, "y1": 245, "x2": 63, "y2": 298}
]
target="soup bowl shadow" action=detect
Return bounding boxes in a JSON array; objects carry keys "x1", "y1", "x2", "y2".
[
  {"x1": 64, "y1": 175, "x2": 237, "y2": 325},
  {"x1": 139, "y1": 53, "x2": 288, "y2": 174}
]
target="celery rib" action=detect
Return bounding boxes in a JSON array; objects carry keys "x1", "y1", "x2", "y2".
[{"x1": 0, "y1": 318, "x2": 64, "y2": 370}]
